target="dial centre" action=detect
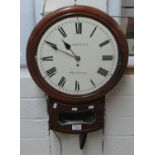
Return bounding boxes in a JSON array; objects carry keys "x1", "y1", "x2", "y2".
[{"x1": 75, "y1": 56, "x2": 81, "y2": 61}]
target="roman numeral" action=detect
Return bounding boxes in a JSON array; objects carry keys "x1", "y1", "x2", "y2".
[
  {"x1": 58, "y1": 27, "x2": 67, "y2": 37},
  {"x1": 44, "y1": 41, "x2": 57, "y2": 50},
  {"x1": 102, "y1": 55, "x2": 113, "y2": 61},
  {"x1": 75, "y1": 22, "x2": 82, "y2": 34},
  {"x1": 46, "y1": 67, "x2": 57, "y2": 78},
  {"x1": 99, "y1": 40, "x2": 111, "y2": 47},
  {"x1": 42, "y1": 56, "x2": 53, "y2": 61},
  {"x1": 97, "y1": 67, "x2": 109, "y2": 77},
  {"x1": 58, "y1": 76, "x2": 66, "y2": 87},
  {"x1": 90, "y1": 27, "x2": 97, "y2": 37},
  {"x1": 75, "y1": 81, "x2": 80, "y2": 91},
  {"x1": 90, "y1": 79, "x2": 96, "y2": 88}
]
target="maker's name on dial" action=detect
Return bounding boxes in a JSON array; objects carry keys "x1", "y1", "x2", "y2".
[
  {"x1": 71, "y1": 43, "x2": 89, "y2": 47},
  {"x1": 69, "y1": 71, "x2": 87, "y2": 75}
]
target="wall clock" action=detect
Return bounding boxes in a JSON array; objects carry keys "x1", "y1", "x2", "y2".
[{"x1": 27, "y1": 5, "x2": 128, "y2": 149}]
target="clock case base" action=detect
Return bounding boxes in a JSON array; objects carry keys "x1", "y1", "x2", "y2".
[
  {"x1": 47, "y1": 96, "x2": 105, "y2": 149},
  {"x1": 47, "y1": 96, "x2": 105, "y2": 133}
]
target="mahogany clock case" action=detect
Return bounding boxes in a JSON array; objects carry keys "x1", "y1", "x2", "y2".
[
  {"x1": 48, "y1": 97, "x2": 105, "y2": 133},
  {"x1": 27, "y1": 5, "x2": 128, "y2": 104}
]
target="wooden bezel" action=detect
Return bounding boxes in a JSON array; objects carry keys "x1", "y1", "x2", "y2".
[{"x1": 27, "y1": 5, "x2": 128, "y2": 104}]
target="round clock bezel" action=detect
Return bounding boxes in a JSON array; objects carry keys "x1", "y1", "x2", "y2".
[{"x1": 27, "y1": 5, "x2": 128, "y2": 104}]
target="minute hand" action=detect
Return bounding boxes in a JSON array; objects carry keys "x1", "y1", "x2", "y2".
[
  {"x1": 44, "y1": 41, "x2": 75, "y2": 58},
  {"x1": 57, "y1": 49, "x2": 75, "y2": 58}
]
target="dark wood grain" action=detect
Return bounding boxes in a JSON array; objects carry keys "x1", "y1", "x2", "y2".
[
  {"x1": 47, "y1": 96, "x2": 105, "y2": 133},
  {"x1": 27, "y1": 5, "x2": 129, "y2": 104},
  {"x1": 126, "y1": 66, "x2": 134, "y2": 74}
]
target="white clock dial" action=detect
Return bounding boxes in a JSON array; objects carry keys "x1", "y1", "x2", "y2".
[{"x1": 36, "y1": 16, "x2": 118, "y2": 95}]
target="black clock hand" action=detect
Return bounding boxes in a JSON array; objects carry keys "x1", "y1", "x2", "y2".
[
  {"x1": 61, "y1": 40, "x2": 71, "y2": 50},
  {"x1": 62, "y1": 40, "x2": 80, "y2": 61},
  {"x1": 44, "y1": 41, "x2": 75, "y2": 58},
  {"x1": 58, "y1": 49, "x2": 76, "y2": 58},
  {"x1": 44, "y1": 41, "x2": 58, "y2": 50}
]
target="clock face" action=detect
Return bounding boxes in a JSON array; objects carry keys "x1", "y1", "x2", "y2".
[{"x1": 36, "y1": 16, "x2": 119, "y2": 95}]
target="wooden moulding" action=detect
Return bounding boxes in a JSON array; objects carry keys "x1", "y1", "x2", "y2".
[{"x1": 125, "y1": 65, "x2": 134, "y2": 74}]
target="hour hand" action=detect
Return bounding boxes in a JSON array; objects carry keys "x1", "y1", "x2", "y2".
[
  {"x1": 62, "y1": 40, "x2": 71, "y2": 50},
  {"x1": 62, "y1": 40, "x2": 80, "y2": 61}
]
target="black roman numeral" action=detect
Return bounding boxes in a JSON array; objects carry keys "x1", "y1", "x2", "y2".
[
  {"x1": 75, "y1": 81, "x2": 80, "y2": 91},
  {"x1": 97, "y1": 67, "x2": 109, "y2": 77},
  {"x1": 46, "y1": 67, "x2": 57, "y2": 78},
  {"x1": 90, "y1": 27, "x2": 97, "y2": 37},
  {"x1": 102, "y1": 55, "x2": 113, "y2": 61},
  {"x1": 75, "y1": 22, "x2": 82, "y2": 34},
  {"x1": 58, "y1": 76, "x2": 66, "y2": 87},
  {"x1": 42, "y1": 56, "x2": 53, "y2": 61},
  {"x1": 99, "y1": 40, "x2": 111, "y2": 47},
  {"x1": 58, "y1": 27, "x2": 67, "y2": 37},
  {"x1": 90, "y1": 79, "x2": 96, "y2": 88}
]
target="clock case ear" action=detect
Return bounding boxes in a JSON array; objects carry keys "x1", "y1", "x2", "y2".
[{"x1": 27, "y1": 5, "x2": 128, "y2": 104}]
